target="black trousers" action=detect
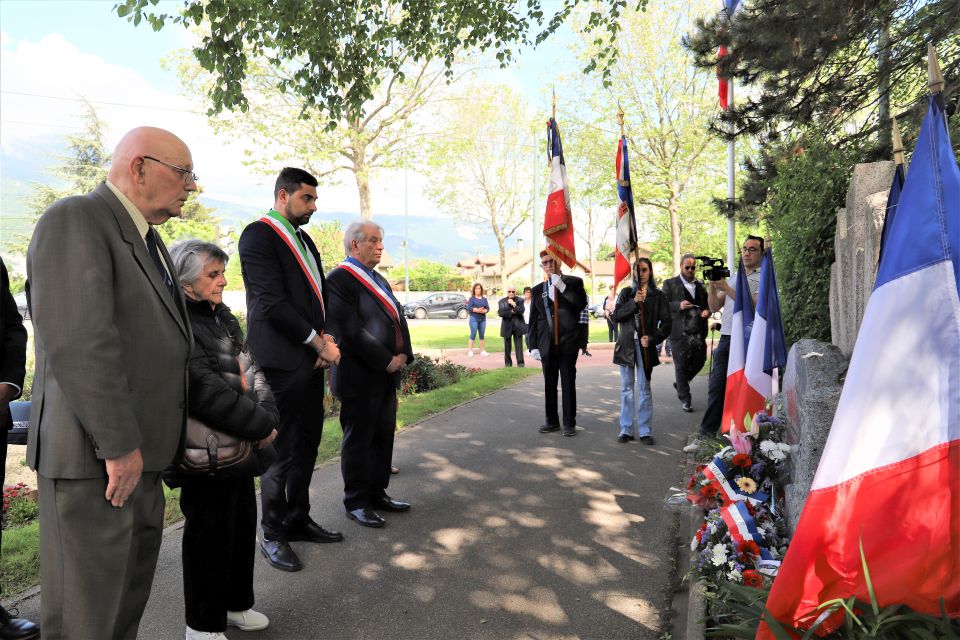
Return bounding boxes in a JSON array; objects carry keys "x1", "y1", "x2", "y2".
[
  {"x1": 540, "y1": 340, "x2": 580, "y2": 428},
  {"x1": 180, "y1": 477, "x2": 256, "y2": 632},
  {"x1": 606, "y1": 318, "x2": 619, "y2": 342},
  {"x1": 260, "y1": 364, "x2": 325, "y2": 540},
  {"x1": 503, "y1": 333, "x2": 525, "y2": 366},
  {"x1": 340, "y1": 383, "x2": 396, "y2": 511},
  {"x1": 698, "y1": 335, "x2": 730, "y2": 435},
  {"x1": 672, "y1": 335, "x2": 706, "y2": 406}
]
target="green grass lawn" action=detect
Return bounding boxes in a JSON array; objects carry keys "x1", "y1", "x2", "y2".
[
  {"x1": 408, "y1": 320, "x2": 613, "y2": 351},
  {"x1": 1, "y1": 365, "x2": 538, "y2": 599}
]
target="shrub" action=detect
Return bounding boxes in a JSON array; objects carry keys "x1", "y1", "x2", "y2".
[
  {"x1": 400, "y1": 354, "x2": 471, "y2": 394},
  {"x1": 2, "y1": 483, "x2": 38, "y2": 529}
]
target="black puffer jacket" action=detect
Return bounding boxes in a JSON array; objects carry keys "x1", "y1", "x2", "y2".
[
  {"x1": 611, "y1": 285, "x2": 672, "y2": 378},
  {"x1": 185, "y1": 298, "x2": 278, "y2": 442}
]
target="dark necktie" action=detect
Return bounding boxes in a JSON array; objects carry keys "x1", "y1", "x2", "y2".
[{"x1": 145, "y1": 227, "x2": 175, "y2": 298}]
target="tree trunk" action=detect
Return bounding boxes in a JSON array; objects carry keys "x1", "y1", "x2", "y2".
[
  {"x1": 668, "y1": 186, "x2": 681, "y2": 276},
  {"x1": 877, "y1": 18, "x2": 892, "y2": 152},
  {"x1": 355, "y1": 150, "x2": 372, "y2": 220}
]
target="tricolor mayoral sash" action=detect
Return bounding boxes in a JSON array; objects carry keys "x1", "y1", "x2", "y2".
[
  {"x1": 335, "y1": 261, "x2": 405, "y2": 351},
  {"x1": 259, "y1": 210, "x2": 325, "y2": 319}
]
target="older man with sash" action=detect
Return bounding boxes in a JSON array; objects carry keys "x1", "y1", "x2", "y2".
[
  {"x1": 326, "y1": 221, "x2": 414, "y2": 528},
  {"x1": 239, "y1": 167, "x2": 343, "y2": 573}
]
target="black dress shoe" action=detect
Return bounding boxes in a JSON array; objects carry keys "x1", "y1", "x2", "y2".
[
  {"x1": 287, "y1": 519, "x2": 344, "y2": 543},
  {"x1": 347, "y1": 508, "x2": 385, "y2": 528},
  {"x1": 681, "y1": 402, "x2": 694, "y2": 413},
  {"x1": 617, "y1": 434, "x2": 631, "y2": 443},
  {"x1": 0, "y1": 607, "x2": 40, "y2": 640},
  {"x1": 373, "y1": 495, "x2": 411, "y2": 512},
  {"x1": 561, "y1": 426, "x2": 576, "y2": 437},
  {"x1": 640, "y1": 435, "x2": 655, "y2": 446},
  {"x1": 538, "y1": 423, "x2": 560, "y2": 433},
  {"x1": 259, "y1": 538, "x2": 302, "y2": 572}
]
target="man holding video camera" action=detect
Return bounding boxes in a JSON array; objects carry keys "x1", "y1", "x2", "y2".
[
  {"x1": 697, "y1": 236, "x2": 763, "y2": 437},
  {"x1": 662, "y1": 254, "x2": 710, "y2": 413}
]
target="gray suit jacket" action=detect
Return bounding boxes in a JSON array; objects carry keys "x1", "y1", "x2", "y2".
[{"x1": 26, "y1": 183, "x2": 191, "y2": 478}]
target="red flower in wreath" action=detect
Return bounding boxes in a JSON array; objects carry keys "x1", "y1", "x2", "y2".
[
  {"x1": 700, "y1": 484, "x2": 719, "y2": 498},
  {"x1": 731, "y1": 453, "x2": 753, "y2": 468},
  {"x1": 686, "y1": 474, "x2": 697, "y2": 490},
  {"x1": 738, "y1": 540, "x2": 760, "y2": 557},
  {"x1": 742, "y1": 570, "x2": 763, "y2": 588}
]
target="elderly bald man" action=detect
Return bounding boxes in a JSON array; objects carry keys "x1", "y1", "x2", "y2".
[{"x1": 27, "y1": 126, "x2": 195, "y2": 639}]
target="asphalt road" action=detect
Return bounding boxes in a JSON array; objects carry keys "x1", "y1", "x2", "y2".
[{"x1": 12, "y1": 363, "x2": 707, "y2": 640}]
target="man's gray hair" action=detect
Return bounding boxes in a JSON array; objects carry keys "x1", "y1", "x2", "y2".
[
  {"x1": 168, "y1": 239, "x2": 229, "y2": 285},
  {"x1": 680, "y1": 253, "x2": 696, "y2": 265},
  {"x1": 343, "y1": 220, "x2": 384, "y2": 256}
]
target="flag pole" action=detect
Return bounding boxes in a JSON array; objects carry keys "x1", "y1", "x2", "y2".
[
  {"x1": 617, "y1": 103, "x2": 648, "y2": 371},
  {"x1": 891, "y1": 117, "x2": 905, "y2": 169},
  {"x1": 927, "y1": 42, "x2": 944, "y2": 94},
  {"x1": 726, "y1": 79, "x2": 736, "y2": 270}
]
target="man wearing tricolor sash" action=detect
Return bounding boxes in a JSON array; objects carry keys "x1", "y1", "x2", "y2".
[
  {"x1": 239, "y1": 167, "x2": 344, "y2": 573},
  {"x1": 326, "y1": 221, "x2": 414, "y2": 528}
]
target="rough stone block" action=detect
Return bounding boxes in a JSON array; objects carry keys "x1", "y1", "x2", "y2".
[{"x1": 781, "y1": 339, "x2": 849, "y2": 533}]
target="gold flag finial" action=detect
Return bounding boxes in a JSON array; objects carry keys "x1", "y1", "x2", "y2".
[
  {"x1": 928, "y1": 42, "x2": 944, "y2": 94},
  {"x1": 617, "y1": 101, "x2": 625, "y2": 137},
  {"x1": 891, "y1": 117, "x2": 905, "y2": 167}
]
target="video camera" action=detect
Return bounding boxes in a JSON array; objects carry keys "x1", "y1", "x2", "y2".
[{"x1": 695, "y1": 256, "x2": 730, "y2": 282}]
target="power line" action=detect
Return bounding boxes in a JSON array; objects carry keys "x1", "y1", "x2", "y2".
[{"x1": 0, "y1": 90, "x2": 203, "y2": 114}]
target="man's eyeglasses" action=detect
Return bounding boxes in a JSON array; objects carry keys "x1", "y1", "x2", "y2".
[
  {"x1": 143, "y1": 155, "x2": 198, "y2": 183},
  {"x1": 742, "y1": 247, "x2": 761, "y2": 254},
  {"x1": 682, "y1": 266, "x2": 696, "y2": 271}
]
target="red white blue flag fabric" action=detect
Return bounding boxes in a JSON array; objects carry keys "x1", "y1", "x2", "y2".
[
  {"x1": 720, "y1": 259, "x2": 757, "y2": 433},
  {"x1": 759, "y1": 93, "x2": 960, "y2": 637},
  {"x1": 614, "y1": 136, "x2": 637, "y2": 289},
  {"x1": 717, "y1": 0, "x2": 742, "y2": 110},
  {"x1": 739, "y1": 249, "x2": 787, "y2": 420},
  {"x1": 543, "y1": 118, "x2": 576, "y2": 268},
  {"x1": 878, "y1": 162, "x2": 906, "y2": 265}
]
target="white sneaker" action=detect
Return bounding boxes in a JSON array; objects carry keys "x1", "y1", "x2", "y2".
[
  {"x1": 683, "y1": 440, "x2": 701, "y2": 453},
  {"x1": 480, "y1": 350, "x2": 489, "y2": 357},
  {"x1": 185, "y1": 627, "x2": 228, "y2": 640},
  {"x1": 226, "y1": 608, "x2": 269, "y2": 631},
  {"x1": 467, "y1": 350, "x2": 474, "y2": 357}
]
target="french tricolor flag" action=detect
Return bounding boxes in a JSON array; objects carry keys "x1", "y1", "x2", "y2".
[
  {"x1": 740, "y1": 249, "x2": 788, "y2": 422},
  {"x1": 613, "y1": 135, "x2": 637, "y2": 289},
  {"x1": 758, "y1": 93, "x2": 960, "y2": 636},
  {"x1": 721, "y1": 260, "x2": 760, "y2": 433},
  {"x1": 717, "y1": 0, "x2": 742, "y2": 110}
]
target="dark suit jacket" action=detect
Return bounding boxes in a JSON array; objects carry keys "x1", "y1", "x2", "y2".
[
  {"x1": 527, "y1": 275, "x2": 588, "y2": 356},
  {"x1": 26, "y1": 183, "x2": 191, "y2": 477},
  {"x1": 325, "y1": 265, "x2": 413, "y2": 399},
  {"x1": 497, "y1": 296, "x2": 525, "y2": 338},
  {"x1": 0, "y1": 258, "x2": 27, "y2": 431},
  {"x1": 239, "y1": 220, "x2": 328, "y2": 372},
  {"x1": 661, "y1": 275, "x2": 709, "y2": 341}
]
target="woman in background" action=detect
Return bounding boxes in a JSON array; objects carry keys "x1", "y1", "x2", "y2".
[
  {"x1": 612, "y1": 258, "x2": 671, "y2": 446},
  {"x1": 466, "y1": 282, "x2": 490, "y2": 357}
]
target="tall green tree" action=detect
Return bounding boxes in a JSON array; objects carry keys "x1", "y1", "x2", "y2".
[
  {"x1": 8, "y1": 102, "x2": 112, "y2": 254},
  {"x1": 565, "y1": 0, "x2": 729, "y2": 275},
  {"x1": 116, "y1": 0, "x2": 648, "y2": 124},
  {"x1": 423, "y1": 84, "x2": 536, "y2": 292},
  {"x1": 169, "y1": 51, "x2": 452, "y2": 218}
]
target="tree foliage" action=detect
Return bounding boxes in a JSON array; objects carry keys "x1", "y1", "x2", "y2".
[
  {"x1": 407, "y1": 260, "x2": 463, "y2": 291},
  {"x1": 563, "y1": 0, "x2": 729, "y2": 275},
  {"x1": 423, "y1": 84, "x2": 535, "y2": 292},
  {"x1": 168, "y1": 47, "x2": 450, "y2": 218},
  {"x1": 685, "y1": 0, "x2": 960, "y2": 156},
  {"x1": 115, "y1": 0, "x2": 648, "y2": 126}
]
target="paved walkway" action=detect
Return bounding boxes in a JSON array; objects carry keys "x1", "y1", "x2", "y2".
[{"x1": 12, "y1": 364, "x2": 707, "y2": 640}]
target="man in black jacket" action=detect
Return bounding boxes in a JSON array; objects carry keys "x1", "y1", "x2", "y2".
[
  {"x1": 497, "y1": 286, "x2": 525, "y2": 367},
  {"x1": 326, "y1": 221, "x2": 414, "y2": 528},
  {"x1": 239, "y1": 167, "x2": 343, "y2": 572},
  {"x1": 0, "y1": 258, "x2": 38, "y2": 639},
  {"x1": 661, "y1": 254, "x2": 710, "y2": 412},
  {"x1": 527, "y1": 250, "x2": 588, "y2": 437}
]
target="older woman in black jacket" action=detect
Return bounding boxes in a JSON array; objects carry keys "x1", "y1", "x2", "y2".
[
  {"x1": 169, "y1": 239, "x2": 278, "y2": 640},
  {"x1": 612, "y1": 258, "x2": 671, "y2": 446}
]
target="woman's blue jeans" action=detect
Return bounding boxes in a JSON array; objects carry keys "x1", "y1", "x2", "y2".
[
  {"x1": 468, "y1": 315, "x2": 486, "y2": 340},
  {"x1": 619, "y1": 339, "x2": 652, "y2": 437}
]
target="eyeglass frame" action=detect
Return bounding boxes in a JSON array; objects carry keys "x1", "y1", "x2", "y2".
[
  {"x1": 742, "y1": 246, "x2": 761, "y2": 254},
  {"x1": 143, "y1": 155, "x2": 198, "y2": 183}
]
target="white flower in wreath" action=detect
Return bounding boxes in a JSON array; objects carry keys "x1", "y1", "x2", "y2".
[
  {"x1": 691, "y1": 537, "x2": 699, "y2": 552},
  {"x1": 760, "y1": 439, "x2": 787, "y2": 461},
  {"x1": 778, "y1": 442, "x2": 792, "y2": 455},
  {"x1": 727, "y1": 569, "x2": 743, "y2": 582},
  {"x1": 711, "y1": 544, "x2": 729, "y2": 566}
]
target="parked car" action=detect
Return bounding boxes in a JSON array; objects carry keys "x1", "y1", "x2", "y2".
[
  {"x1": 7, "y1": 401, "x2": 30, "y2": 446},
  {"x1": 588, "y1": 301, "x2": 606, "y2": 318},
  {"x1": 403, "y1": 293, "x2": 468, "y2": 319}
]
